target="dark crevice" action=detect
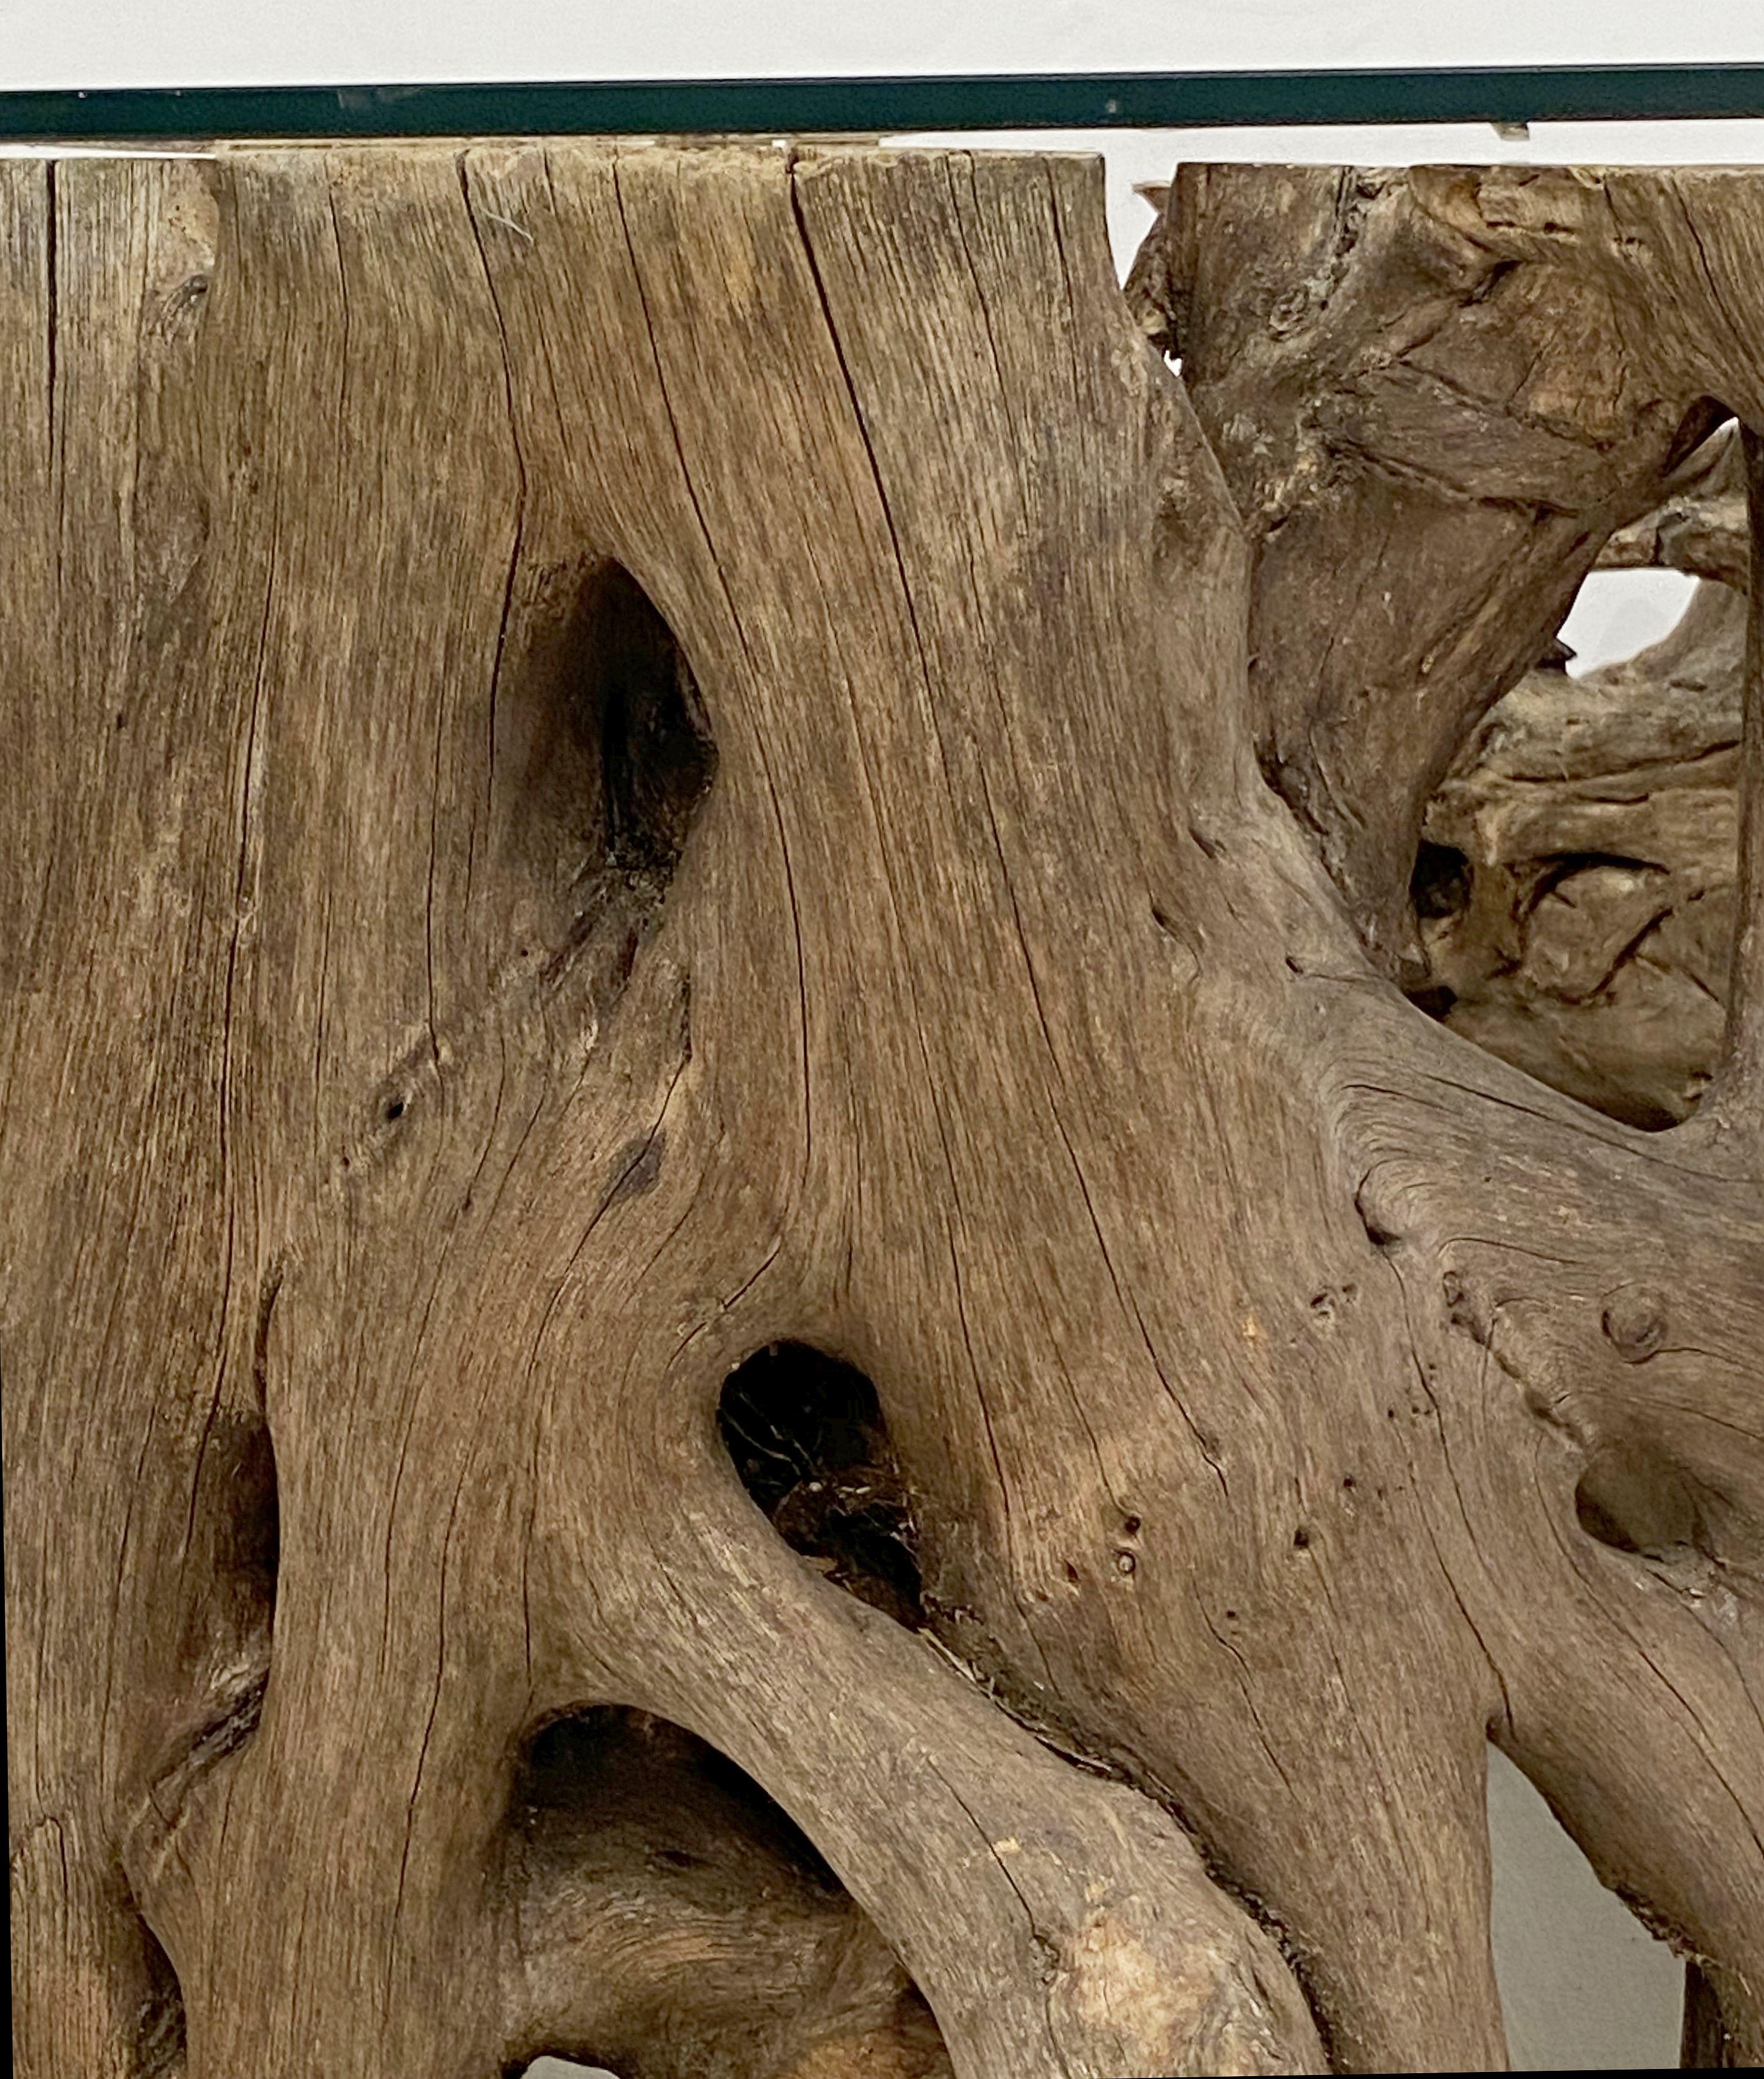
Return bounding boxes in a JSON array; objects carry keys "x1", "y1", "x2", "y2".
[
  {"x1": 1683, "y1": 1960, "x2": 1747, "y2": 2070},
  {"x1": 580, "y1": 563, "x2": 717, "y2": 883},
  {"x1": 491, "y1": 556, "x2": 715, "y2": 997},
  {"x1": 1662, "y1": 395, "x2": 1733, "y2": 478},
  {"x1": 184, "y1": 1406, "x2": 279, "y2": 1661},
  {"x1": 136, "y1": 1377, "x2": 280, "y2": 1927},
  {"x1": 135, "y1": 1917, "x2": 187, "y2": 2079},
  {"x1": 1353, "y1": 1181, "x2": 1402, "y2": 1253},
  {"x1": 512, "y1": 1707, "x2": 845, "y2": 1897},
  {"x1": 1411, "y1": 841, "x2": 1471, "y2": 924},
  {"x1": 523, "y1": 554, "x2": 717, "y2": 900},
  {"x1": 1574, "y1": 1444, "x2": 1714, "y2": 1566},
  {"x1": 500, "y1": 1706, "x2": 950, "y2": 2079},
  {"x1": 1407, "y1": 982, "x2": 1457, "y2": 1020},
  {"x1": 718, "y1": 1343, "x2": 924, "y2": 1628},
  {"x1": 165, "y1": 1391, "x2": 278, "y2": 1787}
]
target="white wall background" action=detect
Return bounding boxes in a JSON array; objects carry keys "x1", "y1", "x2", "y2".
[
  {"x1": 1, "y1": 0, "x2": 1759, "y2": 85},
  {"x1": 6, "y1": 7, "x2": 1753, "y2": 2072}
]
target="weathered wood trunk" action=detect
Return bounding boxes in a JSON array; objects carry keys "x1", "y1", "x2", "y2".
[{"x1": 5, "y1": 145, "x2": 1761, "y2": 2077}]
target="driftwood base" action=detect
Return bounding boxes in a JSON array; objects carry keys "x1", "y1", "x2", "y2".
[{"x1": 5, "y1": 145, "x2": 1761, "y2": 2076}]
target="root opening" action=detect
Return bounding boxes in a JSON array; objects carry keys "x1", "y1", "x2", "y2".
[
  {"x1": 136, "y1": 1918, "x2": 187, "y2": 2079},
  {"x1": 501, "y1": 1706, "x2": 950, "y2": 2079},
  {"x1": 491, "y1": 556, "x2": 716, "y2": 1002},
  {"x1": 1409, "y1": 461, "x2": 1743, "y2": 1130},
  {"x1": 718, "y1": 1344, "x2": 923, "y2": 1627},
  {"x1": 1574, "y1": 1446, "x2": 1712, "y2": 1567}
]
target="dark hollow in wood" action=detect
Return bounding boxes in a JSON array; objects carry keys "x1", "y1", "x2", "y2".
[
  {"x1": 720, "y1": 1344, "x2": 925, "y2": 1628},
  {"x1": 1410, "y1": 547, "x2": 1741, "y2": 1129},
  {"x1": 500, "y1": 1707, "x2": 952, "y2": 2078}
]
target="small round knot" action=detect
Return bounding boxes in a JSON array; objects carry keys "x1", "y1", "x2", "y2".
[{"x1": 1601, "y1": 1287, "x2": 1666, "y2": 1363}]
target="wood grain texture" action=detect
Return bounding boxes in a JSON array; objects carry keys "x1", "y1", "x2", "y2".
[
  {"x1": 1416, "y1": 577, "x2": 1741, "y2": 1128},
  {"x1": 1138, "y1": 164, "x2": 1761, "y2": 978},
  {"x1": 5, "y1": 144, "x2": 1761, "y2": 2077}
]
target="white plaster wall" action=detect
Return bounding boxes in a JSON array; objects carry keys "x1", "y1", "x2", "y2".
[{"x1": 0, "y1": 0, "x2": 1757, "y2": 88}]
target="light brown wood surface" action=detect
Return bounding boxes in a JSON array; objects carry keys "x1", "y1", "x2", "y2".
[{"x1": 5, "y1": 145, "x2": 1761, "y2": 2077}]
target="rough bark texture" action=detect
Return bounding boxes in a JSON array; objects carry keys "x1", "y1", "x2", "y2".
[
  {"x1": 5, "y1": 146, "x2": 1762, "y2": 2078},
  {"x1": 1132, "y1": 164, "x2": 1755, "y2": 977},
  {"x1": 1396, "y1": 413, "x2": 1747, "y2": 1128},
  {"x1": 1414, "y1": 572, "x2": 1741, "y2": 1128}
]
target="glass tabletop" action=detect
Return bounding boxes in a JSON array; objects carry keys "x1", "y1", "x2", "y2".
[{"x1": 2, "y1": 65, "x2": 1762, "y2": 142}]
